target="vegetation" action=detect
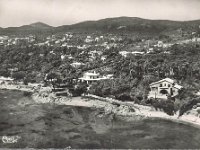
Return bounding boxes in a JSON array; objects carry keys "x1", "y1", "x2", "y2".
[
  {"x1": 23, "y1": 91, "x2": 33, "y2": 97},
  {"x1": 0, "y1": 17, "x2": 200, "y2": 116},
  {"x1": 1, "y1": 17, "x2": 200, "y2": 36}
]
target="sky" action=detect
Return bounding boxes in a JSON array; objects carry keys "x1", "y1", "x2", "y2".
[{"x1": 0, "y1": 0, "x2": 200, "y2": 27}]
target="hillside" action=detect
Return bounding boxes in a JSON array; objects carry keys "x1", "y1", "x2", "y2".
[
  {"x1": 0, "y1": 17, "x2": 200, "y2": 36},
  {"x1": 0, "y1": 22, "x2": 53, "y2": 35},
  {"x1": 29, "y1": 22, "x2": 52, "y2": 28},
  {"x1": 64, "y1": 17, "x2": 200, "y2": 34}
]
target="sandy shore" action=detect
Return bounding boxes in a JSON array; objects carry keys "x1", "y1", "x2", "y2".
[
  {"x1": 32, "y1": 92, "x2": 200, "y2": 128},
  {"x1": 133, "y1": 103, "x2": 200, "y2": 128},
  {"x1": 1, "y1": 83, "x2": 200, "y2": 128},
  {"x1": 86, "y1": 95, "x2": 200, "y2": 127}
]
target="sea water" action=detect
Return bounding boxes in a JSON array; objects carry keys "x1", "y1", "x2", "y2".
[{"x1": 0, "y1": 89, "x2": 200, "y2": 149}]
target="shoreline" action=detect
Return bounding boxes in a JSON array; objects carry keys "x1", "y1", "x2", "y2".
[
  {"x1": 149, "y1": 116, "x2": 200, "y2": 129},
  {"x1": 1, "y1": 85, "x2": 200, "y2": 129},
  {"x1": 0, "y1": 83, "x2": 35, "y2": 92},
  {"x1": 84, "y1": 94, "x2": 200, "y2": 128}
]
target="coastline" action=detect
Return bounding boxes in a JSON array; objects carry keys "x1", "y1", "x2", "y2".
[
  {"x1": 84, "y1": 94, "x2": 200, "y2": 128},
  {"x1": 1, "y1": 84, "x2": 200, "y2": 129},
  {"x1": 0, "y1": 83, "x2": 35, "y2": 92},
  {"x1": 134, "y1": 104, "x2": 200, "y2": 129}
]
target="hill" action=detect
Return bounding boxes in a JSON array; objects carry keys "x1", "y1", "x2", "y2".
[
  {"x1": 29, "y1": 22, "x2": 52, "y2": 28},
  {"x1": 0, "y1": 22, "x2": 53, "y2": 35},
  {"x1": 0, "y1": 17, "x2": 200, "y2": 36},
  {"x1": 0, "y1": 27, "x2": 3, "y2": 32},
  {"x1": 57, "y1": 17, "x2": 199, "y2": 31}
]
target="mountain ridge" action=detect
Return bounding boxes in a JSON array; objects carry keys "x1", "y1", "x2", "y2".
[{"x1": 0, "y1": 17, "x2": 200, "y2": 35}]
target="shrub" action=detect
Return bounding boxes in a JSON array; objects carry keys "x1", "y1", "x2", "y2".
[
  {"x1": 13, "y1": 71, "x2": 26, "y2": 80},
  {"x1": 23, "y1": 91, "x2": 32, "y2": 97},
  {"x1": 151, "y1": 99, "x2": 175, "y2": 116},
  {"x1": 179, "y1": 98, "x2": 200, "y2": 116},
  {"x1": 70, "y1": 82, "x2": 88, "y2": 96},
  {"x1": 116, "y1": 93, "x2": 133, "y2": 102}
]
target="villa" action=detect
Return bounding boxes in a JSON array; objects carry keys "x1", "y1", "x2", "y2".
[
  {"x1": 70, "y1": 62, "x2": 85, "y2": 68},
  {"x1": 148, "y1": 78, "x2": 183, "y2": 100},
  {"x1": 79, "y1": 71, "x2": 113, "y2": 84}
]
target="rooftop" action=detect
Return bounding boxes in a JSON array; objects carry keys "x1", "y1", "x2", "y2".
[{"x1": 150, "y1": 78, "x2": 175, "y2": 86}]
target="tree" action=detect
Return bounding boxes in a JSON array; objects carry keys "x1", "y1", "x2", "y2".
[
  {"x1": 74, "y1": 82, "x2": 88, "y2": 96},
  {"x1": 46, "y1": 72, "x2": 62, "y2": 89},
  {"x1": 12, "y1": 71, "x2": 26, "y2": 80},
  {"x1": 0, "y1": 69, "x2": 10, "y2": 77}
]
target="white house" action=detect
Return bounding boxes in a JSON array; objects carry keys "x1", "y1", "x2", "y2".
[
  {"x1": 55, "y1": 40, "x2": 61, "y2": 44},
  {"x1": 79, "y1": 71, "x2": 100, "y2": 84},
  {"x1": 119, "y1": 51, "x2": 130, "y2": 57},
  {"x1": 95, "y1": 37, "x2": 100, "y2": 42},
  {"x1": 61, "y1": 43, "x2": 68, "y2": 47},
  {"x1": 70, "y1": 62, "x2": 85, "y2": 68},
  {"x1": 147, "y1": 48, "x2": 154, "y2": 53},
  {"x1": 101, "y1": 56, "x2": 107, "y2": 61},
  {"x1": 157, "y1": 41, "x2": 164, "y2": 47},
  {"x1": 0, "y1": 41, "x2": 4, "y2": 45},
  {"x1": 148, "y1": 78, "x2": 183, "y2": 99},
  {"x1": 85, "y1": 36, "x2": 93, "y2": 43},
  {"x1": 131, "y1": 51, "x2": 145, "y2": 55},
  {"x1": 77, "y1": 45, "x2": 88, "y2": 50},
  {"x1": 119, "y1": 51, "x2": 145, "y2": 57},
  {"x1": 79, "y1": 71, "x2": 113, "y2": 84}
]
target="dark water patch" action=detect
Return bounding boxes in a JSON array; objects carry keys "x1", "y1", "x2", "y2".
[{"x1": 0, "y1": 122, "x2": 13, "y2": 132}]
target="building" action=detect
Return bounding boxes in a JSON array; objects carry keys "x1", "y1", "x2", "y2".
[
  {"x1": 95, "y1": 37, "x2": 100, "y2": 42},
  {"x1": 157, "y1": 41, "x2": 164, "y2": 47},
  {"x1": 119, "y1": 51, "x2": 145, "y2": 57},
  {"x1": 79, "y1": 71, "x2": 113, "y2": 84},
  {"x1": 119, "y1": 51, "x2": 130, "y2": 57},
  {"x1": 147, "y1": 48, "x2": 154, "y2": 53},
  {"x1": 148, "y1": 78, "x2": 183, "y2": 99},
  {"x1": 101, "y1": 56, "x2": 107, "y2": 61},
  {"x1": 85, "y1": 36, "x2": 93, "y2": 43},
  {"x1": 70, "y1": 62, "x2": 85, "y2": 68},
  {"x1": 0, "y1": 36, "x2": 9, "y2": 45},
  {"x1": 131, "y1": 51, "x2": 145, "y2": 55}
]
